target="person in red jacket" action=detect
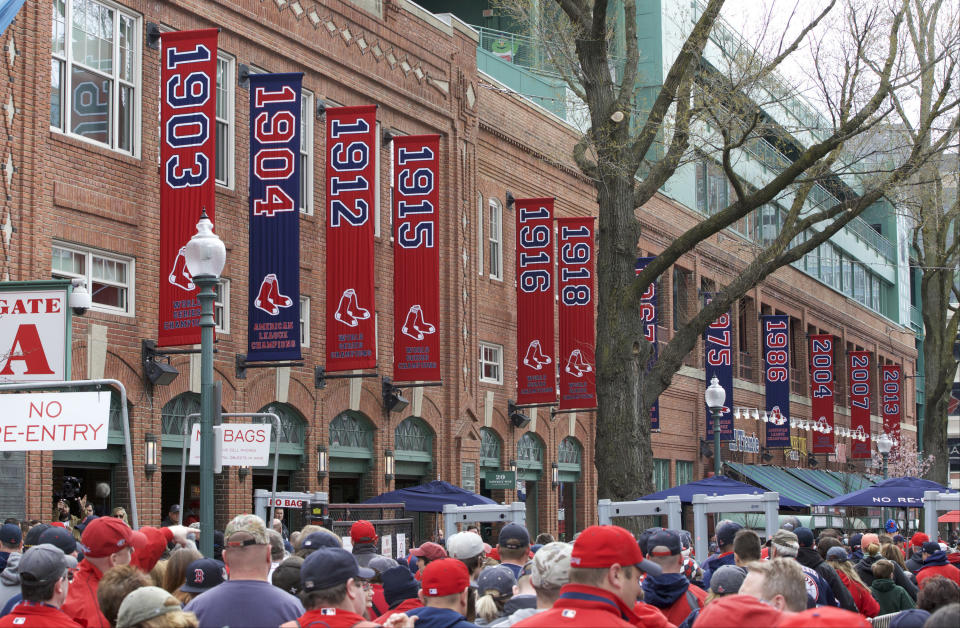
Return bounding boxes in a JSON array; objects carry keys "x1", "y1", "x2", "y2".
[
  {"x1": 825, "y1": 546, "x2": 880, "y2": 618},
  {"x1": 513, "y1": 524, "x2": 663, "y2": 627},
  {"x1": 60, "y1": 518, "x2": 190, "y2": 628},
  {"x1": 0, "y1": 544, "x2": 80, "y2": 628},
  {"x1": 916, "y1": 542, "x2": 960, "y2": 588}
]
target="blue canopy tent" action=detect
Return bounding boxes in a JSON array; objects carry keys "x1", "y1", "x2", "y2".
[
  {"x1": 640, "y1": 474, "x2": 806, "y2": 508},
  {"x1": 818, "y1": 476, "x2": 955, "y2": 508},
  {"x1": 364, "y1": 480, "x2": 496, "y2": 512}
]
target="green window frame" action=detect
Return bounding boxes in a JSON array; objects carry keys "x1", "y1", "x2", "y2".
[{"x1": 654, "y1": 458, "x2": 670, "y2": 491}]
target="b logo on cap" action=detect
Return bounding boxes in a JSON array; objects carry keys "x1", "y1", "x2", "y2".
[
  {"x1": 562, "y1": 610, "x2": 577, "y2": 618},
  {"x1": 429, "y1": 588, "x2": 438, "y2": 595},
  {"x1": 194, "y1": 568, "x2": 204, "y2": 584}
]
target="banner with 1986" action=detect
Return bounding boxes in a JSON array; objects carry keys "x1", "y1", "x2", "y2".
[
  {"x1": 393, "y1": 134, "x2": 441, "y2": 382},
  {"x1": 557, "y1": 217, "x2": 595, "y2": 410},
  {"x1": 325, "y1": 105, "x2": 377, "y2": 372},
  {"x1": 635, "y1": 257, "x2": 659, "y2": 430},
  {"x1": 809, "y1": 334, "x2": 835, "y2": 454},
  {"x1": 516, "y1": 198, "x2": 555, "y2": 405},
  {"x1": 849, "y1": 351, "x2": 872, "y2": 458},
  {"x1": 762, "y1": 315, "x2": 790, "y2": 448},
  {"x1": 703, "y1": 297, "x2": 733, "y2": 441},
  {"x1": 247, "y1": 73, "x2": 302, "y2": 361},
  {"x1": 158, "y1": 29, "x2": 218, "y2": 347}
]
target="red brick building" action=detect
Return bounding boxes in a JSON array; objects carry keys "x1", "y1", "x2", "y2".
[{"x1": 0, "y1": 0, "x2": 917, "y2": 538}]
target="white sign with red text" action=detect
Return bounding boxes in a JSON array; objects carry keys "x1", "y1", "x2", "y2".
[
  {"x1": 0, "y1": 289, "x2": 68, "y2": 383},
  {"x1": 267, "y1": 497, "x2": 304, "y2": 508},
  {"x1": 189, "y1": 423, "x2": 272, "y2": 466},
  {"x1": 0, "y1": 392, "x2": 109, "y2": 451}
]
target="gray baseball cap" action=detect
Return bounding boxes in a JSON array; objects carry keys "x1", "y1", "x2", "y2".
[
  {"x1": 530, "y1": 542, "x2": 572, "y2": 589},
  {"x1": 116, "y1": 586, "x2": 179, "y2": 628},
  {"x1": 19, "y1": 543, "x2": 77, "y2": 583},
  {"x1": 709, "y1": 565, "x2": 747, "y2": 595}
]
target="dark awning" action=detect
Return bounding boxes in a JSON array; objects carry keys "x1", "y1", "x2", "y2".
[{"x1": 725, "y1": 462, "x2": 831, "y2": 507}]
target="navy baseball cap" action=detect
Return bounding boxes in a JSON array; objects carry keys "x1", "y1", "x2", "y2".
[
  {"x1": 38, "y1": 526, "x2": 77, "y2": 555},
  {"x1": 301, "y1": 547, "x2": 374, "y2": 592},
  {"x1": 180, "y1": 558, "x2": 226, "y2": 593},
  {"x1": 716, "y1": 521, "x2": 743, "y2": 547},
  {"x1": 921, "y1": 541, "x2": 940, "y2": 555},
  {"x1": 301, "y1": 531, "x2": 342, "y2": 551},
  {"x1": 647, "y1": 530, "x2": 683, "y2": 556},
  {"x1": 0, "y1": 523, "x2": 22, "y2": 546},
  {"x1": 498, "y1": 523, "x2": 530, "y2": 549},
  {"x1": 24, "y1": 524, "x2": 51, "y2": 548},
  {"x1": 795, "y1": 527, "x2": 815, "y2": 548}
]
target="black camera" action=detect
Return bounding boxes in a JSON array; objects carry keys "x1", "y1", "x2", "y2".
[{"x1": 62, "y1": 476, "x2": 82, "y2": 500}]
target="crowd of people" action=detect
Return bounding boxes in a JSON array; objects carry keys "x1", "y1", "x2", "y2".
[{"x1": 0, "y1": 509, "x2": 958, "y2": 628}]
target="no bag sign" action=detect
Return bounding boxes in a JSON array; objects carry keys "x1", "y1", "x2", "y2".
[{"x1": 0, "y1": 391, "x2": 110, "y2": 451}]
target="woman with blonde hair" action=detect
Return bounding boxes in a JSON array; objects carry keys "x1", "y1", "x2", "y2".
[
  {"x1": 112, "y1": 507, "x2": 129, "y2": 524},
  {"x1": 881, "y1": 542, "x2": 907, "y2": 571},
  {"x1": 825, "y1": 546, "x2": 880, "y2": 617},
  {"x1": 161, "y1": 547, "x2": 203, "y2": 597},
  {"x1": 474, "y1": 565, "x2": 516, "y2": 625}
]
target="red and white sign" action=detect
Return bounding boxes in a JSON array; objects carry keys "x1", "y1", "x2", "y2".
[
  {"x1": 267, "y1": 497, "x2": 304, "y2": 508},
  {"x1": 0, "y1": 289, "x2": 68, "y2": 382},
  {"x1": 0, "y1": 392, "x2": 109, "y2": 451},
  {"x1": 189, "y1": 423, "x2": 272, "y2": 466},
  {"x1": 516, "y1": 198, "x2": 555, "y2": 405},
  {"x1": 809, "y1": 334, "x2": 835, "y2": 454},
  {"x1": 557, "y1": 217, "x2": 596, "y2": 410},
  {"x1": 881, "y1": 364, "x2": 902, "y2": 446}
]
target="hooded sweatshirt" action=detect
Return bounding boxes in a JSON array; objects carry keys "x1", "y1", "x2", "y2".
[
  {"x1": 915, "y1": 551, "x2": 960, "y2": 588},
  {"x1": 855, "y1": 554, "x2": 918, "y2": 600},
  {"x1": 640, "y1": 573, "x2": 706, "y2": 626},
  {"x1": 796, "y1": 547, "x2": 858, "y2": 612},
  {"x1": 0, "y1": 553, "x2": 22, "y2": 612},
  {"x1": 401, "y1": 606, "x2": 478, "y2": 628},
  {"x1": 870, "y1": 578, "x2": 916, "y2": 614}
]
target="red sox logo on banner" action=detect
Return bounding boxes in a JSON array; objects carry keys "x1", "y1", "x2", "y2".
[
  {"x1": 557, "y1": 217, "x2": 596, "y2": 410},
  {"x1": 158, "y1": 30, "x2": 218, "y2": 347},
  {"x1": 393, "y1": 134, "x2": 440, "y2": 382},
  {"x1": 809, "y1": 334, "x2": 835, "y2": 454},
  {"x1": 325, "y1": 105, "x2": 378, "y2": 371},
  {"x1": 516, "y1": 198, "x2": 556, "y2": 405}
]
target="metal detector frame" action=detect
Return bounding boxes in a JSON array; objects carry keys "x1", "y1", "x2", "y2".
[
  {"x1": 179, "y1": 412, "x2": 280, "y2": 525},
  {"x1": 597, "y1": 496, "x2": 683, "y2": 530},
  {"x1": 0, "y1": 379, "x2": 139, "y2": 529},
  {"x1": 923, "y1": 490, "x2": 960, "y2": 538},
  {"x1": 692, "y1": 492, "x2": 780, "y2": 561},
  {"x1": 442, "y1": 502, "x2": 526, "y2": 540}
]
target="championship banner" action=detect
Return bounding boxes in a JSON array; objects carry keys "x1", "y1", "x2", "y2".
[
  {"x1": 325, "y1": 105, "x2": 377, "y2": 371},
  {"x1": 158, "y1": 29, "x2": 218, "y2": 347},
  {"x1": 635, "y1": 257, "x2": 659, "y2": 429},
  {"x1": 557, "y1": 217, "x2": 596, "y2": 410},
  {"x1": 393, "y1": 134, "x2": 441, "y2": 382},
  {"x1": 849, "y1": 351, "x2": 872, "y2": 458},
  {"x1": 516, "y1": 198, "x2": 556, "y2": 404},
  {"x1": 703, "y1": 297, "x2": 733, "y2": 441},
  {"x1": 881, "y1": 364, "x2": 902, "y2": 446},
  {"x1": 247, "y1": 73, "x2": 302, "y2": 361},
  {"x1": 762, "y1": 315, "x2": 790, "y2": 448},
  {"x1": 809, "y1": 334, "x2": 835, "y2": 454}
]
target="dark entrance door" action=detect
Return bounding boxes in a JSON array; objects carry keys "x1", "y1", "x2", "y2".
[{"x1": 329, "y1": 475, "x2": 362, "y2": 503}]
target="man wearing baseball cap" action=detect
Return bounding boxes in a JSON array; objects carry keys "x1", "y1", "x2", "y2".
[
  {"x1": 513, "y1": 525, "x2": 662, "y2": 627},
  {"x1": 403, "y1": 558, "x2": 476, "y2": 628},
  {"x1": 905, "y1": 533, "x2": 929, "y2": 574},
  {"x1": 280, "y1": 547, "x2": 378, "y2": 628},
  {"x1": 0, "y1": 524, "x2": 21, "y2": 573},
  {"x1": 491, "y1": 541, "x2": 572, "y2": 627},
  {"x1": 767, "y1": 528, "x2": 833, "y2": 608},
  {"x1": 410, "y1": 542, "x2": 448, "y2": 579},
  {"x1": 0, "y1": 525, "x2": 24, "y2": 615},
  {"x1": 0, "y1": 544, "x2": 79, "y2": 627},
  {"x1": 640, "y1": 530, "x2": 707, "y2": 625},
  {"x1": 351, "y1": 520, "x2": 381, "y2": 569},
  {"x1": 701, "y1": 520, "x2": 741, "y2": 591},
  {"x1": 916, "y1": 541, "x2": 960, "y2": 588},
  {"x1": 497, "y1": 524, "x2": 531, "y2": 580},
  {"x1": 447, "y1": 531, "x2": 486, "y2": 586},
  {"x1": 186, "y1": 514, "x2": 304, "y2": 628}
]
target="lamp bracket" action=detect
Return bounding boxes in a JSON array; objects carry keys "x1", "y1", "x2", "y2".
[
  {"x1": 235, "y1": 354, "x2": 304, "y2": 379},
  {"x1": 146, "y1": 22, "x2": 162, "y2": 50},
  {"x1": 314, "y1": 366, "x2": 379, "y2": 389},
  {"x1": 143, "y1": 339, "x2": 202, "y2": 359},
  {"x1": 390, "y1": 380, "x2": 443, "y2": 389},
  {"x1": 550, "y1": 406, "x2": 597, "y2": 415}
]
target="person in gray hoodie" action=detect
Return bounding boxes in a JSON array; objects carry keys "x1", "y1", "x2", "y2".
[
  {"x1": 489, "y1": 542, "x2": 572, "y2": 627},
  {"x1": 0, "y1": 551, "x2": 22, "y2": 612}
]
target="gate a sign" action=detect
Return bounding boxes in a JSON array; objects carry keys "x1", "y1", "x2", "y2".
[{"x1": 0, "y1": 284, "x2": 71, "y2": 383}]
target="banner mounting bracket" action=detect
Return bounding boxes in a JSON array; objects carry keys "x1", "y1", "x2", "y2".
[{"x1": 235, "y1": 354, "x2": 304, "y2": 380}]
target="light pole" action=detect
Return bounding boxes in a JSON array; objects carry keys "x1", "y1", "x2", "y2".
[
  {"x1": 705, "y1": 376, "x2": 726, "y2": 477},
  {"x1": 877, "y1": 432, "x2": 894, "y2": 528},
  {"x1": 183, "y1": 209, "x2": 226, "y2": 558}
]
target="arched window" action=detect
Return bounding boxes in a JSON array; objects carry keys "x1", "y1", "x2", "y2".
[
  {"x1": 558, "y1": 437, "x2": 582, "y2": 466},
  {"x1": 161, "y1": 392, "x2": 201, "y2": 438},
  {"x1": 394, "y1": 417, "x2": 433, "y2": 454},
  {"x1": 329, "y1": 412, "x2": 374, "y2": 450},
  {"x1": 517, "y1": 432, "x2": 543, "y2": 469},
  {"x1": 255, "y1": 403, "x2": 306, "y2": 446},
  {"x1": 480, "y1": 428, "x2": 502, "y2": 468}
]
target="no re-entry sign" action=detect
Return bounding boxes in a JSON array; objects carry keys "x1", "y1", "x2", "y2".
[{"x1": 0, "y1": 391, "x2": 110, "y2": 451}]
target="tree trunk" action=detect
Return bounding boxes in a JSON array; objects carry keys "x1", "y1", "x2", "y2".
[{"x1": 921, "y1": 267, "x2": 956, "y2": 486}]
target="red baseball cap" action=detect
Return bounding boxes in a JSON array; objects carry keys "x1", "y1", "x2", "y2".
[
  {"x1": 81, "y1": 517, "x2": 134, "y2": 558},
  {"x1": 570, "y1": 525, "x2": 661, "y2": 576},
  {"x1": 697, "y1": 594, "x2": 783, "y2": 627},
  {"x1": 410, "y1": 542, "x2": 448, "y2": 561},
  {"x1": 910, "y1": 532, "x2": 930, "y2": 547},
  {"x1": 777, "y1": 607, "x2": 870, "y2": 628},
  {"x1": 350, "y1": 520, "x2": 378, "y2": 545},
  {"x1": 421, "y1": 558, "x2": 470, "y2": 597}
]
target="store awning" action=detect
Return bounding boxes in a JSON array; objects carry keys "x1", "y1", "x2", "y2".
[
  {"x1": 725, "y1": 462, "x2": 832, "y2": 508},
  {"x1": 783, "y1": 467, "x2": 847, "y2": 497}
]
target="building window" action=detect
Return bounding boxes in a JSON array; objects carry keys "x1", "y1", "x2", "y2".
[
  {"x1": 695, "y1": 160, "x2": 734, "y2": 215},
  {"x1": 803, "y1": 232, "x2": 819, "y2": 275},
  {"x1": 214, "y1": 279, "x2": 229, "y2": 334},
  {"x1": 871, "y1": 275, "x2": 881, "y2": 311},
  {"x1": 477, "y1": 192, "x2": 484, "y2": 275},
  {"x1": 395, "y1": 417, "x2": 434, "y2": 453},
  {"x1": 820, "y1": 244, "x2": 836, "y2": 288},
  {"x1": 853, "y1": 263, "x2": 866, "y2": 304},
  {"x1": 479, "y1": 341, "x2": 503, "y2": 384},
  {"x1": 215, "y1": 54, "x2": 234, "y2": 188},
  {"x1": 52, "y1": 242, "x2": 134, "y2": 315},
  {"x1": 461, "y1": 462, "x2": 476, "y2": 493},
  {"x1": 676, "y1": 460, "x2": 693, "y2": 486},
  {"x1": 51, "y1": 0, "x2": 140, "y2": 154},
  {"x1": 654, "y1": 458, "x2": 670, "y2": 491},
  {"x1": 300, "y1": 89, "x2": 314, "y2": 214},
  {"x1": 517, "y1": 432, "x2": 544, "y2": 465},
  {"x1": 488, "y1": 198, "x2": 502, "y2": 280},
  {"x1": 757, "y1": 205, "x2": 781, "y2": 247},
  {"x1": 300, "y1": 296, "x2": 310, "y2": 347},
  {"x1": 842, "y1": 257, "x2": 853, "y2": 296}
]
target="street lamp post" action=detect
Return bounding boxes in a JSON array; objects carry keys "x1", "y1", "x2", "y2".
[
  {"x1": 705, "y1": 376, "x2": 726, "y2": 477},
  {"x1": 183, "y1": 210, "x2": 226, "y2": 558},
  {"x1": 877, "y1": 432, "x2": 894, "y2": 528}
]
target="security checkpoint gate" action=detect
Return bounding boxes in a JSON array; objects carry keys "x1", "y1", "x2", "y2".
[
  {"x1": 924, "y1": 490, "x2": 960, "y2": 538},
  {"x1": 442, "y1": 502, "x2": 526, "y2": 541},
  {"x1": 692, "y1": 492, "x2": 779, "y2": 562},
  {"x1": 597, "y1": 496, "x2": 682, "y2": 530},
  {"x1": 255, "y1": 490, "x2": 327, "y2": 527}
]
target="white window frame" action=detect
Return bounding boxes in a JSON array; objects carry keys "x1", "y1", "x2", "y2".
[
  {"x1": 477, "y1": 192, "x2": 484, "y2": 275},
  {"x1": 214, "y1": 279, "x2": 229, "y2": 334},
  {"x1": 299, "y1": 89, "x2": 314, "y2": 214},
  {"x1": 300, "y1": 296, "x2": 310, "y2": 347},
  {"x1": 215, "y1": 53, "x2": 236, "y2": 189},
  {"x1": 51, "y1": 0, "x2": 142, "y2": 156},
  {"x1": 51, "y1": 242, "x2": 135, "y2": 316},
  {"x1": 479, "y1": 341, "x2": 503, "y2": 384},
  {"x1": 488, "y1": 197, "x2": 503, "y2": 280}
]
